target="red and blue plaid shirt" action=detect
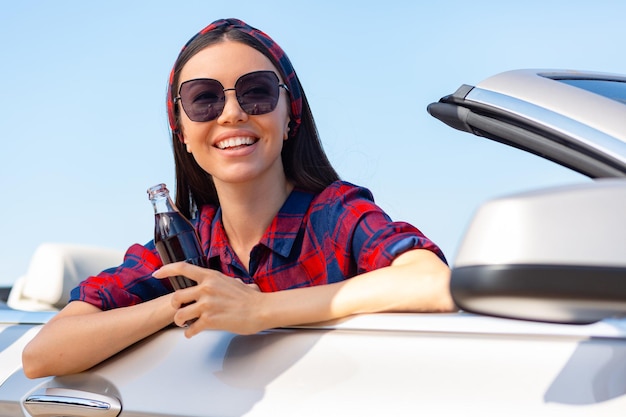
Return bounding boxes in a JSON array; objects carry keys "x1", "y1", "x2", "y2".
[{"x1": 70, "y1": 181, "x2": 446, "y2": 310}]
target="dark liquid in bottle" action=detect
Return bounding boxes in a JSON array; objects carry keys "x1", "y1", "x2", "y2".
[{"x1": 154, "y1": 212, "x2": 206, "y2": 290}]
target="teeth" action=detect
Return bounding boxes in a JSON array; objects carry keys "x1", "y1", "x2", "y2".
[{"x1": 216, "y1": 137, "x2": 256, "y2": 149}]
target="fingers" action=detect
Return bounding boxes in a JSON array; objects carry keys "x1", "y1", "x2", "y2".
[
  {"x1": 152, "y1": 263, "x2": 206, "y2": 332},
  {"x1": 153, "y1": 264, "x2": 264, "y2": 336},
  {"x1": 170, "y1": 288, "x2": 198, "y2": 310},
  {"x1": 171, "y1": 296, "x2": 215, "y2": 338},
  {"x1": 172, "y1": 302, "x2": 201, "y2": 336},
  {"x1": 152, "y1": 261, "x2": 205, "y2": 284},
  {"x1": 235, "y1": 278, "x2": 260, "y2": 292}
]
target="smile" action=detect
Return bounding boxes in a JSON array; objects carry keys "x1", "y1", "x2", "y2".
[{"x1": 215, "y1": 136, "x2": 258, "y2": 150}]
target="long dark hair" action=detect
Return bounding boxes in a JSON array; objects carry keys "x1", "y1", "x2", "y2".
[{"x1": 168, "y1": 26, "x2": 340, "y2": 218}]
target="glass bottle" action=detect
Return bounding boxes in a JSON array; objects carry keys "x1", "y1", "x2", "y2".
[{"x1": 147, "y1": 183, "x2": 206, "y2": 290}]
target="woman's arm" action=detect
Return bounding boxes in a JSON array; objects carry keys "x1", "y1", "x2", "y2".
[
  {"x1": 154, "y1": 248, "x2": 455, "y2": 338},
  {"x1": 23, "y1": 248, "x2": 452, "y2": 377},
  {"x1": 22, "y1": 294, "x2": 176, "y2": 378}
]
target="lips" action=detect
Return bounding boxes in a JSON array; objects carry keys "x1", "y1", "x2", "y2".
[{"x1": 215, "y1": 136, "x2": 258, "y2": 150}]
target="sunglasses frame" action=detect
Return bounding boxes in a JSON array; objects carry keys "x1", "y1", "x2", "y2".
[{"x1": 175, "y1": 70, "x2": 289, "y2": 122}]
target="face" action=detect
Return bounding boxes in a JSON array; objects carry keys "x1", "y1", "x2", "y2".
[{"x1": 177, "y1": 40, "x2": 291, "y2": 188}]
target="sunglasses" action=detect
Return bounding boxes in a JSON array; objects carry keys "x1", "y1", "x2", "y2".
[{"x1": 175, "y1": 70, "x2": 289, "y2": 122}]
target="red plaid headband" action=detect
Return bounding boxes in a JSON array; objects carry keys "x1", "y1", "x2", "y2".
[{"x1": 167, "y1": 18, "x2": 303, "y2": 140}]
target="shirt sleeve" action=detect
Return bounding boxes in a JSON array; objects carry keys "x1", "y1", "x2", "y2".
[
  {"x1": 324, "y1": 182, "x2": 447, "y2": 274},
  {"x1": 68, "y1": 241, "x2": 172, "y2": 310}
]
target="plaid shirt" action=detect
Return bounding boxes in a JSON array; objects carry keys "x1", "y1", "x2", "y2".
[{"x1": 70, "y1": 181, "x2": 446, "y2": 310}]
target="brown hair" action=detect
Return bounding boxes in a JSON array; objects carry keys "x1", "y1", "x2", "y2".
[{"x1": 168, "y1": 26, "x2": 340, "y2": 218}]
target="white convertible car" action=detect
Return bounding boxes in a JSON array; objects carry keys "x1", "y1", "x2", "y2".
[{"x1": 1, "y1": 69, "x2": 625, "y2": 416}]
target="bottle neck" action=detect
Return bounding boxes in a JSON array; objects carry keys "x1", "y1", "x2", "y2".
[
  {"x1": 151, "y1": 194, "x2": 176, "y2": 214},
  {"x1": 147, "y1": 184, "x2": 178, "y2": 215}
]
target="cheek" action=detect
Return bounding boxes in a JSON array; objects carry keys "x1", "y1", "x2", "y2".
[
  {"x1": 180, "y1": 120, "x2": 209, "y2": 145},
  {"x1": 282, "y1": 95, "x2": 291, "y2": 121},
  {"x1": 277, "y1": 100, "x2": 291, "y2": 134}
]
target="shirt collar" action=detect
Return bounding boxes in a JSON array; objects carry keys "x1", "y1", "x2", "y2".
[{"x1": 208, "y1": 188, "x2": 315, "y2": 261}]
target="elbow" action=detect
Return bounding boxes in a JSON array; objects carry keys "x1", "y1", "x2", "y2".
[
  {"x1": 421, "y1": 277, "x2": 457, "y2": 313},
  {"x1": 22, "y1": 345, "x2": 47, "y2": 379},
  {"x1": 22, "y1": 340, "x2": 59, "y2": 379},
  {"x1": 23, "y1": 364, "x2": 45, "y2": 380},
  {"x1": 428, "y1": 265, "x2": 458, "y2": 313},
  {"x1": 437, "y1": 272, "x2": 458, "y2": 313},
  {"x1": 433, "y1": 294, "x2": 459, "y2": 313}
]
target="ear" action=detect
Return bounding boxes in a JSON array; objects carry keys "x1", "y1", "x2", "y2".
[
  {"x1": 176, "y1": 128, "x2": 191, "y2": 152},
  {"x1": 283, "y1": 119, "x2": 291, "y2": 140},
  {"x1": 175, "y1": 129, "x2": 185, "y2": 143},
  {"x1": 184, "y1": 138, "x2": 192, "y2": 153}
]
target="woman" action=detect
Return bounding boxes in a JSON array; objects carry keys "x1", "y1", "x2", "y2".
[{"x1": 22, "y1": 18, "x2": 454, "y2": 378}]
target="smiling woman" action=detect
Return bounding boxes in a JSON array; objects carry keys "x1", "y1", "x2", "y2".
[
  {"x1": 21, "y1": 18, "x2": 454, "y2": 378},
  {"x1": 175, "y1": 41, "x2": 293, "y2": 192}
]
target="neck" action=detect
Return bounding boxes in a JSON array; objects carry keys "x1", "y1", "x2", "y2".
[{"x1": 215, "y1": 174, "x2": 293, "y2": 267}]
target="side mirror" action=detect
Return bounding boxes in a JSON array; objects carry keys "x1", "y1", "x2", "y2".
[{"x1": 451, "y1": 179, "x2": 626, "y2": 324}]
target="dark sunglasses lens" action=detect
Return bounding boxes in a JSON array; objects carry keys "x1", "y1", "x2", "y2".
[
  {"x1": 235, "y1": 71, "x2": 280, "y2": 115},
  {"x1": 179, "y1": 79, "x2": 225, "y2": 122}
]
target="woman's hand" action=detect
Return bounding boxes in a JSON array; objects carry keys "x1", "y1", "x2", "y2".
[
  {"x1": 153, "y1": 263, "x2": 264, "y2": 337},
  {"x1": 153, "y1": 249, "x2": 454, "y2": 339}
]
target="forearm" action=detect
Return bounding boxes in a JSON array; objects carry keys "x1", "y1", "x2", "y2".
[
  {"x1": 259, "y1": 249, "x2": 455, "y2": 329},
  {"x1": 158, "y1": 250, "x2": 454, "y2": 337},
  {"x1": 22, "y1": 295, "x2": 176, "y2": 378}
]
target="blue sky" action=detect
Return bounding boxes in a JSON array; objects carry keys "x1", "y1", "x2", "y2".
[{"x1": 1, "y1": 0, "x2": 624, "y2": 284}]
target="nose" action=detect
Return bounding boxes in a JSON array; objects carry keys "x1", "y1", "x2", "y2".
[{"x1": 217, "y1": 89, "x2": 248, "y2": 124}]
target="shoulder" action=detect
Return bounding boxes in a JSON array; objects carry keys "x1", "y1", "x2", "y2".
[
  {"x1": 307, "y1": 181, "x2": 382, "y2": 225},
  {"x1": 198, "y1": 204, "x2": 219, "y2": 222},
  {"x1": 312, "y1": 180, "x2": 375, "y2": 206}
]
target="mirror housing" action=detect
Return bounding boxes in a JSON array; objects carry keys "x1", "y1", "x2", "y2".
[{"x1": 451, "y1": 179, "x2": 626, "y2": 324}]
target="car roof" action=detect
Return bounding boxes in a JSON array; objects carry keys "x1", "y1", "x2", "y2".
[
  {"x1": 473, "y1": 69, "x2": 626, "y2": 142},
  {"x1": 428, "y1": 69, "x2": 626, "y2": 178}
]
